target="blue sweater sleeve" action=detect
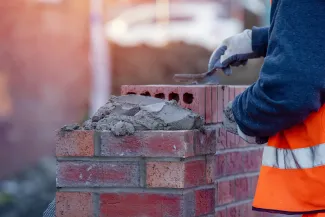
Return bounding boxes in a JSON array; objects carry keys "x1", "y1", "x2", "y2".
[
  {"x1": 251, "y1": 26, "x2": 269, "y2": 57},
  {"x1": 232, "y1": 77, "x2": 322, "y2": 137},
  {"x1": 232, "y1": 0, "x2": 325, "y2": 137}
]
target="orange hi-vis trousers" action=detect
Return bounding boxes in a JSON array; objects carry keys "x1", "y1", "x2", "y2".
[{"x1": 303, "y1": 214, "x2": 325, "y2": 217}]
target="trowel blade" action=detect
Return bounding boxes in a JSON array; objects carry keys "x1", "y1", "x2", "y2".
[{"x1": 173, "y1": 68, "x2": 220, "y2": 85}]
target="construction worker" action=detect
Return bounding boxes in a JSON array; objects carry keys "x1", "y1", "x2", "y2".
[{"x1": 208, "y1": 0, "x2": 325, "y2": 217}]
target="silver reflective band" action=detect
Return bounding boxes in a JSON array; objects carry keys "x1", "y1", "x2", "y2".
[
  {"x1": 43, "y1": 199, "x2": 55, "y2": 217},
  {"x1": 262, "y1": 143, "x2": 325, "y2": 169}
]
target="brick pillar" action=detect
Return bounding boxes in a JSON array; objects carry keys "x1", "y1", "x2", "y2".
[
  {"x1": 56, "y1": 127, "x2": 217, "y2": 217},
  {"x1": 56, "y1": 84, "x2": 275, "y2": 217}
]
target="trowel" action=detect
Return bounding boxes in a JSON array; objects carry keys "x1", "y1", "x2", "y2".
[{"x1": 173, "y1": 66, "x2": 231, "y2": 85}]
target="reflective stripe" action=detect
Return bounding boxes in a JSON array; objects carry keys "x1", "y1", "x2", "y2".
[{"x1": 262, "y1": 144, "x2": 325, "y2": 169}]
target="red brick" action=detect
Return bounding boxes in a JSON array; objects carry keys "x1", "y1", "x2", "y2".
[
  {"x1": 217, "y1": 128, "x2": 248, "y2": 150},
  {"x1": 215, "y1": 208, "x2": 227, "y2": 217},
  {"x1": 244, "y1": 149, "x2": 263, "y2": 173},
  {"x1": 206, "y1": 154, "x2": 226, "y2": 183},
  {"x1": 217, "y1": 85, "x2": 224, "y2": 123},
  {"x1": 225, "y1": 151, "x2": 244, "y2": 176},
  {"x1": 121, "y1": 85, "x2": 137, "y2": 95},
  {"x1": 194, "y1": 127, "x2": 217, "y2": 156},
  {"x1": 56, "y1": 192, "x2": 93, "y2": 217},
  {"x1": 228, "y1": 86, "x2": 236, "y2": 102},
  {"x1": 235, "y1": 177, "x2": 249, "y2": 201},
  {"x1": 209, "y1": 151, "x2": 245, "y2": 178},
  {"x1": 227, "y1": 203, "x2": 249, "y2": 217},
  {"x1": 211, "y1": 85, "x2": 218, "y2": 123},
  {"x1": 184, "y1": 160, "x2": 207, "y2": 188},
  {"x1": 179, "y1": 85, "x2": 206, "y2": 117},
  {"x1": 57, "y1": 161, "x2": 140, "y2": 187},
  {"x1": 150, "y1": 85, "x2": 168, "y2": 99},
  {"x1": 216, "y1": 153, "x2": 227, "y2": 178},
  {"x1": 100, "y1": 130, "x2": 196, "y2": 158},
  {"x1": 140, "y1": 86, "x2": 153, "y2": 96},
  {"x1": 103, "y1": 128, "x2": 215, "y2": 158},
  {"x1": 121, "y1": 85, "x2": 216, "y2": 124},
  {"x1": 223, "y1": 86, "x2": 229, "y2": 110},
  {"x1": 217, "y1": 128, "x2": 227, "y2": 150},
  {"x1": 241, "y1": 151, "x2": 249, "y2": 172},
  {"x1": 100, "y1": 192, "x2": 185, "y2": 217},
  {"x1": 227, "y1": 205, "x2": 240, "y2": 217},
  {"x1": 195, "y1": 188, "x2": 215, "y2": 216},
  {"x1": 216, "y1": 179, "x2": 235, "y2": 205},
  {"x1": 249, "y1": 175, "x2": 259, "y2": 198},
  {"x1": 146, "y1": 159, "x2": 206, "y2": 188},
  {"x1": 227, "y1": 131, "x2": 236, "y2": 149},
  {"x1": 166, "y1": 86, "x2": 181, "y2": 102},
  {"x1": 236, "y1": 136, "x2": 251, "y2": 148},
  {"x1": 56, "y1": 130, "x2": 94, "y2": 157},
  {"x1": 218, "y1": 130, "x2": 252, "y2": 150},
  {"x1": 146, "y1": 161, "x2": 184, "y2": 188},
  {"x1": 235, "y1": 134, "x2": 240, "y2": 149},
  {"x1": 230, "y1": 135, "x2": 252, "y2": 149},
  {"x1": 254, "y1": 148, "x2": 263, "y2": 166},
  {"x1": 240, "y1": 203, "x2": 249, "y2": 217},
  {"x1": 205, "y1": 86, "x2": 212, "y2": 123}
]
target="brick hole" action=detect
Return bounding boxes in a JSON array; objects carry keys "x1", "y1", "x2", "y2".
[
  {"x1": 168, "y1": 92, "x2": 180, "y2": 102},
  {"x1": 140, "y1": 91, "x2": 151, "y2": 97},
  {"x1": 154, "y1": 93, "x2": 165, "y2": 99},
  {"x1": 183, "y1": 93, "x2": 194, "y2": 104},
  {"x1": 126, "y1": 92, "x2": 136, "y2": 95}
]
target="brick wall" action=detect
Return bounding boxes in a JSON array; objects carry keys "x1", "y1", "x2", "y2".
[{"x1": 55, "y1": 84, "x2": 294, "y2": 217}]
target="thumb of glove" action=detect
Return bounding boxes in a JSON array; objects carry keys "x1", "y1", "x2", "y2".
[{"x1": 208, "y1": 45, "x2": 232, "y2": 76}]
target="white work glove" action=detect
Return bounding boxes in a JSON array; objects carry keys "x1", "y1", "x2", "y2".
[
  {"x1": 208, "y1": 29, "x2": 261, "y2": 75},
  {"x1": 223, "y1": 101, "x2": 268, "y2": 145}
]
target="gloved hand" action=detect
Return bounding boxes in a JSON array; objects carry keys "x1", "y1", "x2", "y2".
[
  {"x1": 223, "y1": 101, "x2": 268, "y2": 145},
  {"x1": 208, "y1": 29, "x2": 261, "y2": 75}
]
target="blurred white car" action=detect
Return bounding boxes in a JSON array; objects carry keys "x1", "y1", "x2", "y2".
[{"x1": 105, "y1": 2, "x2": 243, "y2": 50}]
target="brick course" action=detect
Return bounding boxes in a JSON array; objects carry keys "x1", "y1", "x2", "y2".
[
  {"x1": 99, "y1": 192, "x2": 185, "y2": 217},
  {"x1": 120, "y1": 85, "x2": 248, "y2": 124},
  {"x1": 57, "y1": 161, "x2": 141, "y2": 187}
]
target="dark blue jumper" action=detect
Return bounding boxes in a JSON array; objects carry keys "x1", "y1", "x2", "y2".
[{"x1": 233, "y1": 0, "x2": 325, "y2": 137}]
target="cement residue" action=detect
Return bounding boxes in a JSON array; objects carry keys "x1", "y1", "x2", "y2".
[{"x1": 61, "y1": 95, "x2": 204, "y2": 136}]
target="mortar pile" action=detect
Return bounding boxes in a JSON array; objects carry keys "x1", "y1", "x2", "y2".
[{"x1": 61, "y1": 95, "x2": 204, "y2": 136}]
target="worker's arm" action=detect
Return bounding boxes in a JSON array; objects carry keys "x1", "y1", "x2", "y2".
[
  {"x1": 251, "y1": 26, "x2": 269, "y2": 57},
  {"x1": 231, "y1": 1, "x2": 325, "y2": 138},
  {"x1": 232, "y1": 72, "x2": 323, "y2": 138}
]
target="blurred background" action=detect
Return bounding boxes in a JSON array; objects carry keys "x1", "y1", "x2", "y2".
[{"x1": 0, "y1": 0, "x2": 270, "y2": 216}]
